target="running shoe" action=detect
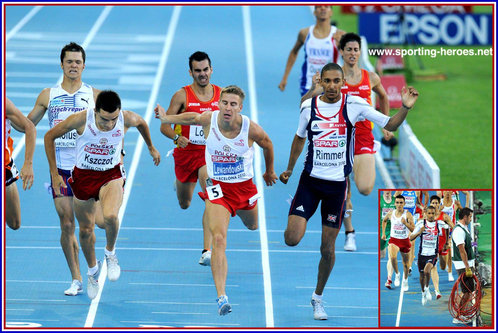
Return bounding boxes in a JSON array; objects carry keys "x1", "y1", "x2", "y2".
[
  {"x1": 421, "y1": 292, "x2": 427, "y2": 306},
  {"x1": 402, "y1": 278, "x2": 409, "y2": 292},
  {"x1": 385, "y1": 279, "x2": 392, "y2": 289},
  {"x1": 311, "y1": 298, "x2": 327, "y2": 320},
  {"x1": 448, "y1": 272, "x2": 455, "y2": 282},
  {"x1": 425, "y1": 287, "x2": 432, "y2": 301},
  {"x1": 87, "y1": 260, "x2": 102, "y2": 300},
  {"x1": 394, "y1": 273, "x2": 400, "y2": 287},
  {"x1": 64, "y1": 280, "x2": 83, "y2": 296},
  {"x1": 344, "y1": 233, "x2": 357, "y2": 251},
  {"x1": 435, "y1": 290, "x2": 442, "y2": 299},
  {"x1": 199, "y1": 250, "x2": 211, "y2": 266},
  {"x1": 217, "y1": 295, "x2": 232, "y2": 316},
  {"x1": 106, "y1": 254, "x2": 121, "y2": 281}
]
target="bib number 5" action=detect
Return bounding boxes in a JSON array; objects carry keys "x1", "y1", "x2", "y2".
[{"x1": 206, "y1": 184, "x2": 223, "y2": 201}]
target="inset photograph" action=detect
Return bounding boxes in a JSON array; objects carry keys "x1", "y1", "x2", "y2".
[{"x1": 380, "y1": 190, "x2": 493, "y2": 328}]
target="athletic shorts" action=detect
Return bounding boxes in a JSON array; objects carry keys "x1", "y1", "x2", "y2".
[
  {"x1": 380, "y1": 221, "x2": 391, "y2": 251},
  {"x1": 49, "y1": 168, "x2": 74, "y2": 198},
  {"x1": 68, "y1": 164, "x2": 125, "y2": 201},
  {"x1": 173, "y1": 147, "x2": 206, "y2": 183},
  {"x1": 198, "y1": 178, "x2": 259, "y2": 217},
  {"x1": 5, "y1": 159, "x2": 19, "y2": 186},
  {"x1": 389, "y1": 237, "x2": 411, "y2": 253},
  {"x1": 354, "y1": 124, "x2": 375, "y2": 155},
  {"x1": 289, "y1": 171, "x2": 347, "y2": 229},
  {"x1": 457, "y1": 268, "x2": 475, "y2": 293},
  {"x1": 418, "y1": 254, "x2": 438, "y2": 273}
]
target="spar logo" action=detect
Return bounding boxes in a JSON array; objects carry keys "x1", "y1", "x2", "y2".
[
  {"x1": 211, "y1": 155, "x2": 238, "y2": 163},
  {"x1": 314, "y1": 139, "x2": 346, "y2": 148}
]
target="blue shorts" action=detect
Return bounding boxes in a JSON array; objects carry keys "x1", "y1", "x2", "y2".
[
  {"x1": 289, "y1": 171, "x2": 347, "y2": 229},
  {"x1": 49, "y1": 168, "x2": 73, "y2": 198},
  {"x1": 418, "y1": 254, "x2": 438, "y2": 273}
]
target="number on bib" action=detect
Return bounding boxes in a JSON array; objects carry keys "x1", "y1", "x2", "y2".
[{"x1": 206, "y1": 184, "x2": 223, "y2": 201}]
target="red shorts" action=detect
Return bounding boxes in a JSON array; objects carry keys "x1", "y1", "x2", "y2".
[
  {"x1": 69, "y1": 164, "x2": 125, "y2": 201},
  {"x1": 354, "y1": 123, "x2": 375, "y2": 155},
  {"x1": 198, "y1": 178, "x2": 259, "y2": 217},
  {"x1": 389, "y1": 237, "x2": 411, "y2": 253},
  {"x1": 173, "y1": 147, "x2": 206, "y2": 183}
]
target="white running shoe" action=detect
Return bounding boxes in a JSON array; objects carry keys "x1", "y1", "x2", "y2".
[
  {"x1": 435, "y1": 290, "x2": 442, "y2": 299},
  {"x1": 311, "y1": 298, "x2": 328, "y2": 320},
  {"x1": 64, "y1": 280, "x2": 83, "y2": 296},
  {"x1": 87, "y1": 261, "x2": 102, "y2": 300},
  {"x1": 106, "y1": 254, "x2": 121, "y2": 282},
  {"x1": 394, "y1": 273, "x2": 401, "y2": 287},
  {"x1": 421, "y1": 292, "x2": 427, "y2": 306},
  {"x1": 216, "y1": 295, "x2": 232, "y2": 316},
  {"x1": 425, "y1": 287, "x2": 432, "y2": 301},
  {"x1": 402, "y1": 279, "x2": 409, "y2": 292},
  {"x1": 344, "y1": 233, "x2": 357, "y2": 251},
  {"x1": 199, "y1": 250, "x2": 211, "y2": 266},
  {"x1": 448, "y1": 272, "x2": 455, "y2": 282}
]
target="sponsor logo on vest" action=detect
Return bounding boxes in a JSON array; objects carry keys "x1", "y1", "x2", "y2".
[
  {"x1": 234, "y1": 139, "x2": 244, "y2": 147},
  {"x1": 112, "y1": 130, "x2": 122, "y2": 138},
  {"x1": 223, "y1": 145, "x2": 231, "y2": 152},
  {"x1": 100, "y1": 138, "x2": 108, "y2": 145},
  {"x1": 88, "y1": 124, "x2": 97, "y2": 136},
  {"x1": 327, "y1": 214, "x2": 337, "y2": 222},
  {"x1": 188, "y1": 103, "x2": 200, "y2": 106}
]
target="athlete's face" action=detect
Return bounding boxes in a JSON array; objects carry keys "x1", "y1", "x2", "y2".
[
  {"x1": 443, "y1": 191, "x2": 452, "y2": 200},
  {"x1": 426, "y1": 208, "x2": 436, "y2": 222},
  {"x1": 341, "y1": 41, "x2": 361, "y2": 67},
  {"x1": 395, "y1": 198, "x2": 405, "y2": 211},
  {"x1": 320, "y1": 69, "x2": 344, "y2": 103},
  {"x1": 314, "y1": 6, "x2": 332, "y2": 21},
  {"x1": 61, "y1": 51, "x2": 85, "y2": 80},
  {"x1": 95, "y1": 108, "x2": 120, "y2": 132},
  {"x1": 219, "y1": 93, "x2": 242, "y2": 123},
  {"x1": 190, "y1": 59, "x2": 212, "y2": 87},
  {"x1": 430, "y1": 199, "x2": 440, "y2": 211},
  {"x1": 383, "y1": 191, "x2": 391, "y2": 199}
]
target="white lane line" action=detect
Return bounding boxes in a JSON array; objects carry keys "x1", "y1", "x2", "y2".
[
  {"x1": 11, "y1": 6, "x2": 113, "y2": 160},
  {"x1": 296, "y1": 286, "x2": 377, "y2": 291},
  {"x1": 129, "y1": 282, "x2": 239, "y2": 287},
  {"x1": 125, "y1": 301, "x2": 239, "y2": 306},
  {"x1": 6, "y1": 6, "x2": 43, "y2": 41},
  {"x1": 122, "y1": 320, "x2": 240, "y2": 326},
  {"x1": 7, "y1": 299, "x2": 65, "y2": 302},
  {"x1": 151, "y1": 312, "x2": 209, "y2": 315},
  {"x1": 297, "y1": 305, "x2": 377, "y2": 309},
  {"x1": 395, "y1": 278, "x2": 405, "y2": 327},
  {"x1": 242, "y1": 6, "x2": 274, "y2": 328},
  {"x1": 84, "y1": 6, "x2": 181, "y2": 328}
]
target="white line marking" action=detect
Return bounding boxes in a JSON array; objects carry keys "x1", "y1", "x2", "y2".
[
  {"x1": 395, "y1": 276, "x2": 405, "y2": 327},
  {"x1": 124, "y1": 301, "x2": 239, "y2": 306},
  {"x1": 84, "y1": 6, "x2": 181, "y2": 328},
  {"x1": 129, "y1": 282, "x2": 239, "y2": 287},
  {"x1": 122, "y1": 320, "x2": 240, "y2": 326},
  {"x1": 7, "y1": 299, "x2": 65, "y2": 302},
  {"x1": 297, "y1": 305, "x2": 377, "y2": 309},
  {"x1": 11, "y1": 6, "x2": 113, "y2": 160},
  {"x1": 151, "y1": 312, "x2": 209, "y2": 315},
  {"x1": 6, "y1": 6, "x2": 43, "y2": 41},
  {"x1": 242, "y1": 6, "x2": 273, "y2": 328},
  {"x1": 296, "y1": 286, "x2": 377, "y2": 291}
]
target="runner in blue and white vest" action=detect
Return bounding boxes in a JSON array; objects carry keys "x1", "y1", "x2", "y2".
[{"x1": 280, "y1": 63, "x2": 419, "y2": 320}]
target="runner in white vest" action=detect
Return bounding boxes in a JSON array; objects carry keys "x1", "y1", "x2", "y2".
[
  {"x1": 28, "y1": 42, "x2": 106, "y2": 296},
  {"x1": 155, "y1": 85, "x2": 277, "y2": 316},
  {"x1": 45, "y1": 90, "x2": 160, "y2": 300}
]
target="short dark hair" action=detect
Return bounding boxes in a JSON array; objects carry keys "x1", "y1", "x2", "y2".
[
  {"x1": 339, "y1": 32, "x2": 362, "y2": 51},
  {"x1": 321, "y1": 62, "x2": 343, "y2": 78},
  {"x1": 395, "y1": 194, "x2": 405, "y2": 202},
  {"x1": 189, "y1": 51, "x2": 211, "y2": 70},
  {"x1": 60, "y1": 42, "x2": 86, "y2": 63},
  {"x1": 459, "y1": 207, "x2": 473, "y2": 220},
  {"x1": 95, "y1": 90, "x2": 121, "y2": 113},
  {"x1": 426, "y1": 205, "x2": 436, "y2": 212},
  {"x1": 430, "y1": 195, "x2": 441, "y2": 204}
]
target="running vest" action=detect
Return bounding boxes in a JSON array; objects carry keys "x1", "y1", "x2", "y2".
[
  {"x1": 48, "y1": 83, "x2": 95, "y2": 169},
  {"x1": 341, "y1": 69, "x2": 373, "y2": 132},
  {"x1": 304, "y1": 95, "x2": 354, "y2": 181},
  {"x1": 174, "y1": 84, "x2": 221, "y2": 151},
  {"x1": 75, "y1": 108, "x2": 124, "y2": 171},
  {"x1": 380, "y1": 194, "x2": 395, "y2": 238},
  {"x1": 418, "y1": 219, "x2": 440, "y2": 256},
  {"x1": 4, "y1": 118, "x2": 13, "y2": 166},
  {"x1": 205, "y1": 111, "x2": 254, "y2": 183},
  {"x1": 300, "y1": 25, "x2": 340, "y2": 91},
  {"x1": 441, "y1": 198, "x2": 457, "y2": 223},
  {"x1": 401, "y1": 190, "x2": 417, "y2": 215},
  {"x1": 452, "y1": 223, "x2": 475, "y2": 267},
  {"x1": 390, "y1": 210, "x2": 410, "y2": 239}
]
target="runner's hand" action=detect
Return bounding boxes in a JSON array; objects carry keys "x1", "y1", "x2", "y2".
[
  {"x1": 263, "y1": 171, "x2": 278, "y2": 186},
  {"x1": 20, "y1": 163, "x2": 34, "y2": 190},
  {"x1": 279, "y1": 170, "x2": 292, "y2": 184},
  {"x1": 465, "y1": 268, "x2": 473, "y2": 277},
  {"x1": 51, "y1": 174, "x2": 66, "y2": 197}
]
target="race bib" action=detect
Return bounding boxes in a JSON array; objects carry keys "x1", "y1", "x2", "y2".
[
  {"x1": 189, "y1": 125, "x2": 206, "y2": 145},
  {"x1": 206, "y1": 184, "x2": 223, "y2": 201},
  {"x1": 55, "y1": 129, "x2": 77, "y2": 148}
]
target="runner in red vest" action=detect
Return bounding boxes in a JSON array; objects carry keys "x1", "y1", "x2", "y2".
[{"x1": 158, "y1": 51, "x2": 221, "y2": 266}]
